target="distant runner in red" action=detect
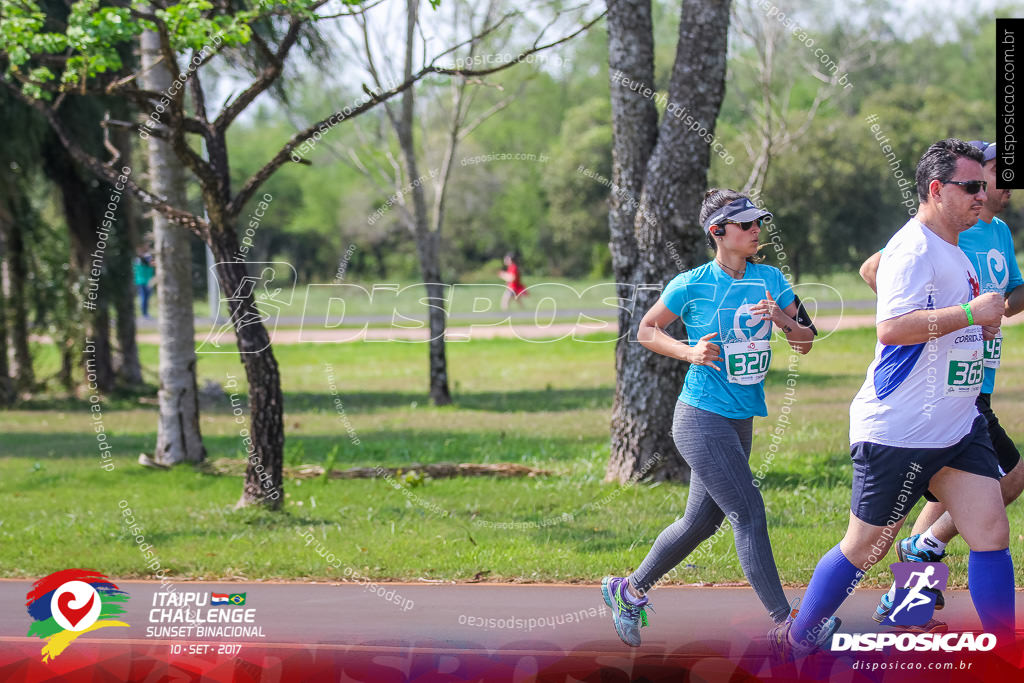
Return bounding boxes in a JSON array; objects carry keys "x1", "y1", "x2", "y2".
[{"x1": 499, "y1": 252, "x2": 527, "y2": 310}]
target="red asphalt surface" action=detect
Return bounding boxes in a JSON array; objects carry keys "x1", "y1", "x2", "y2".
[{"x1": 2, "y1": 580, "x2": 1022, "y2": 682}]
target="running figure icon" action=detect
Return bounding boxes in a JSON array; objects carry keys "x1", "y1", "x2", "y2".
[
  {"x1": 197, "y1": 262, "x2": 296, "y2": 354},
  {"x1": 889, "y1": 565, "x2": 940, "y2": 620}
]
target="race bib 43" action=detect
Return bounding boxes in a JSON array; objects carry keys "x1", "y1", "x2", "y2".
[{"x1": 984, "y1": 335, "x2": 1002, "y2": 369}]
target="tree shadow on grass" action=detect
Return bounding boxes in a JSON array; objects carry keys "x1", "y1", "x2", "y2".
[
  {"x1": 9, "y1": 386, "x2": 614, "y2": 414},
  {"x1": 279, "y1": 387, "x2": 614, "y2": 413},
  {"x1": 13, "y1": 394, "x2": 156, "y2": 411},
  {"x1": 129, "y1": 511, "x2": 347, "y2": 547},
  {"x1": 6, "y1": 430, "x2": 605, "y2": 468}
]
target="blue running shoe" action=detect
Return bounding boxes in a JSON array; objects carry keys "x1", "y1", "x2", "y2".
[
  {"x1": 872, "y1": 592, "x2": 893, "y2": 624},
  {"x1": 873, "y1": 591, "x2": 947, "y2": 631},
  {"x1": 601, "y1": 576, "x2": 652, "y2": 647},
  {"x1": 898, "y1": 534, "x2": 946, "y2": 564},
  {"x1": 897, "y1": 535, "x2": 945, "y2": 610},
  {"x1": 768, "y1": 598, "x2": 841, "y2": 662}
]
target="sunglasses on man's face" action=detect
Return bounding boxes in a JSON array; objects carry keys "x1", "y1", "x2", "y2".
[
  {"x1": 944, "y1": 180, "x2": 987, "y2": 195},
  {"x1": 722, "y1": 218, "x2": 764, "y2": 231}
]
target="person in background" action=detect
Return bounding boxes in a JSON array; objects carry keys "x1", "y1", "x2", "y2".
[
  {"x1": 134, "y1": 246, "x2": 156, "y2": 319},
  {"x1": 499, "y1": 252, "x2": 527, "y2": 310}
]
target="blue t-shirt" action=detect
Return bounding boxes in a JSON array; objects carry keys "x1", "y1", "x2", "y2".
[
  {"x1": 661, "y1": 261, "x2": 795, "y2": 419},
  {"x1": 958, "y1": 216, "x2": 1023, "y2": 394}
]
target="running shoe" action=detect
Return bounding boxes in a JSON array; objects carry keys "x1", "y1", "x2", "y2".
[
  {"x1": 873, "y1": 592, "x2": 948, "y2": 631},
  {"x1": 897, "y1": 534, "x2": 946, "y2": 563},
  {"x1": 768, "y1": 598, "x2": 841, "y2": 662},
  {"x1": 872, "y1": 592, "x2": 893, "y2": 624},
  {"x1": 601, "y1": 576, "x2": 653, "y2": 647},
  {"x1": 896, "y1": 534, "x2": 945, "y2": 610}
]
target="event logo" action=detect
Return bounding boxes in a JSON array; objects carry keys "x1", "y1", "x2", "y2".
[
  {"x1": 147, "y1": 590, "x2": 265, "y2": 638},
  {"x1": 832, "y1": 632, "x2": 996, "y2": 652},
  {"x1": 197, "y1": 262, "x2": 296, "y2": 355},
  {"x1": 25, "y1": 569, "x2": 130, "y2": 662},
  {"x1": 884, "y1": 562, "x2": 949, "y2": 627}
]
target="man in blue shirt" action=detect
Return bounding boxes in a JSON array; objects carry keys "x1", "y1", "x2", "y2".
[{"x1": 859, "y1": 140, "x2": 1024, "y2": 630}]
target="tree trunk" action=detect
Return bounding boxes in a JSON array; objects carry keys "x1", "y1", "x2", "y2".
[
  {"x1": 141, "y1": 29, "x2": 205, "y2": 464},
  {"x1": 0, "y1": 220, "x2": 13, "y2": 406},
  {"x1": 207, "y1": 224, "x2": 285, "y2": 510},
  {"x1": 414, "y1": 233, "x2": 452, "y2": 406},
  {"x1": 57, "y1": 329, "x2": 75, "y2": 391},
  {"x1": 394, "y1": 0, "x2": 452, "y2": 406},
  {"x1": 604, "y1": 0, "x2": 731, "y2": 483},
  {"x1": 109, "y1": 127, "x2": 143, "y2": 387},
  {"x1": 3, "y1": 194, "x2": 34, "y2": 391},
  {"x1": 42, "y1": 139, "x2": 116, "y2": 393}
]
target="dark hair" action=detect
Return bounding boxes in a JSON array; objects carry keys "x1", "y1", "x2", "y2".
[
  {"x1": 699, "y1": 188, "x2": 763, "y2": 263},
  {"x1": 915, "y1": 138, "x2": 985, "y2": 203}
]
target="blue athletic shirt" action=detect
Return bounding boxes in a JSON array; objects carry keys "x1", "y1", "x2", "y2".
[
  {"x1": 957, "y1": 216, "x2": 1023, "y2": 394},
  {"x1": 661, "y1": 261, "x2": 795, "y2": 419}
]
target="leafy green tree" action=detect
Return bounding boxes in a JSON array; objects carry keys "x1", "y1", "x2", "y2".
[
  {"x1": 543, "y1": 96, "x2": 613, "y2": 276},
  {"x1": 1, "y1": 0, "x2": 594, "y2": 504}
]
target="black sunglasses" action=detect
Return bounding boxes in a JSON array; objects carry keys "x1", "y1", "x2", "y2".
[
  {"x1": 721, "y1": 218, "x2": 763, "y2": 231},
  {"x1": 943, "y1": 180, "x2": 987, "y2": 195}
]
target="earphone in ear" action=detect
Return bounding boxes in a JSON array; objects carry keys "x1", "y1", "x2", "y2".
[{"x1": 712, "y1": 225, "x2": 726, "y2": 237}]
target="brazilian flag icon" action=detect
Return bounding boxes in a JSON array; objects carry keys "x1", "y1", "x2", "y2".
[{"x1": 228, "y1": 593, "x2": 246, "y2": 606}]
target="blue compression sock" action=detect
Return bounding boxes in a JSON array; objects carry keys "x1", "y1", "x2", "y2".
[
  {"x1": 791, "y1": 544, "x2": 863, "y2": 645},
  {"x1": 969, "y1": 548, "x2": 1015, "y2": 636}
]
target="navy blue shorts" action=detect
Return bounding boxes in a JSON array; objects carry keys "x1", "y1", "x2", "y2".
[
  {"x1": 850, "y1": 415, "x2": 1000, "y2": 527},
  {"x1": 977, "y1": 393, "x2": 1022, "y2": 475}
]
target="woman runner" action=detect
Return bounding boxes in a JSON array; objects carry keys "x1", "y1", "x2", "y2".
[
  {"x1": 601, "y1": 189, "x2": 821, "y2": 647},
  {"x1": 499, "y1": 252, "x2": 527, "y2": 310}
]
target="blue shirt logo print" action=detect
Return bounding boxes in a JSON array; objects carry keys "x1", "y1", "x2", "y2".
[
  {"x1": 732, "y1": 303, "x2": 771, "y2": 341},
  {"x1": 985, "y1": 248, "x2": 1009, "y2": 290}
]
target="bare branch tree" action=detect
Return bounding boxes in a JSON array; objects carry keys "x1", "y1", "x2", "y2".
[{"x1": 729, "y1": 0, "x2": 876, "y2": 197}]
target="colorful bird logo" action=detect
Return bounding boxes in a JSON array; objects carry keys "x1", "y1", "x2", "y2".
[
  {"x1": 968, "y1": 272, "x2": 980, "y2": 297},
  {"x1": 25, "y1": 569, "x2": 130, "y2": 662}
]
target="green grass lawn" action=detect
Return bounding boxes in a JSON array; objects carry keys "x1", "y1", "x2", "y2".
[{"x1": 3, "y1": 327, "x2": 1024, "y2": 588}]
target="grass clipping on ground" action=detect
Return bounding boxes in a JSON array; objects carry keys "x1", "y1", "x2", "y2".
[{"x1": 200, "y1": 458, "x2": 551, "y2": 480}]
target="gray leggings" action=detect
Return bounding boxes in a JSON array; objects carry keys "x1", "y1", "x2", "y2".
[{"x1": 629, "y1": 401, "x2": 790, "y2": 623}]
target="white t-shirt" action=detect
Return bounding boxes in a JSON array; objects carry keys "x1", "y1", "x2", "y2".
[{"x1": 850, "y1": 219, "x2": 983, "y2": 448}]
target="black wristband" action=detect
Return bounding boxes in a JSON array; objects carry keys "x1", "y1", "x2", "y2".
[{"x1": 792, "y1": 294, "x2": 818, "y2": 336}]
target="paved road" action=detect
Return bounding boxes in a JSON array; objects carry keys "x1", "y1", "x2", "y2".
[
  {"x1": 148, "y1": 312, "x2": 879, "y2": 345},
  {"x1": 2, "y1": 580, "x2": 1021, "y2": 681},
  {"x1": 133, "y1": 299, "x2": 877, "y2": 330},
  {"x1": 126, "y1": 306, "x2": 1024, "y2": 345}
]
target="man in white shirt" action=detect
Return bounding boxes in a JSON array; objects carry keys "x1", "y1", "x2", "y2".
[
  {"x1": 770, "y1": 138, "x2": 1013, "y2": 660},
  {"x1": 860, "y1": 140, "x2": 1024, "y2": 631}
]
